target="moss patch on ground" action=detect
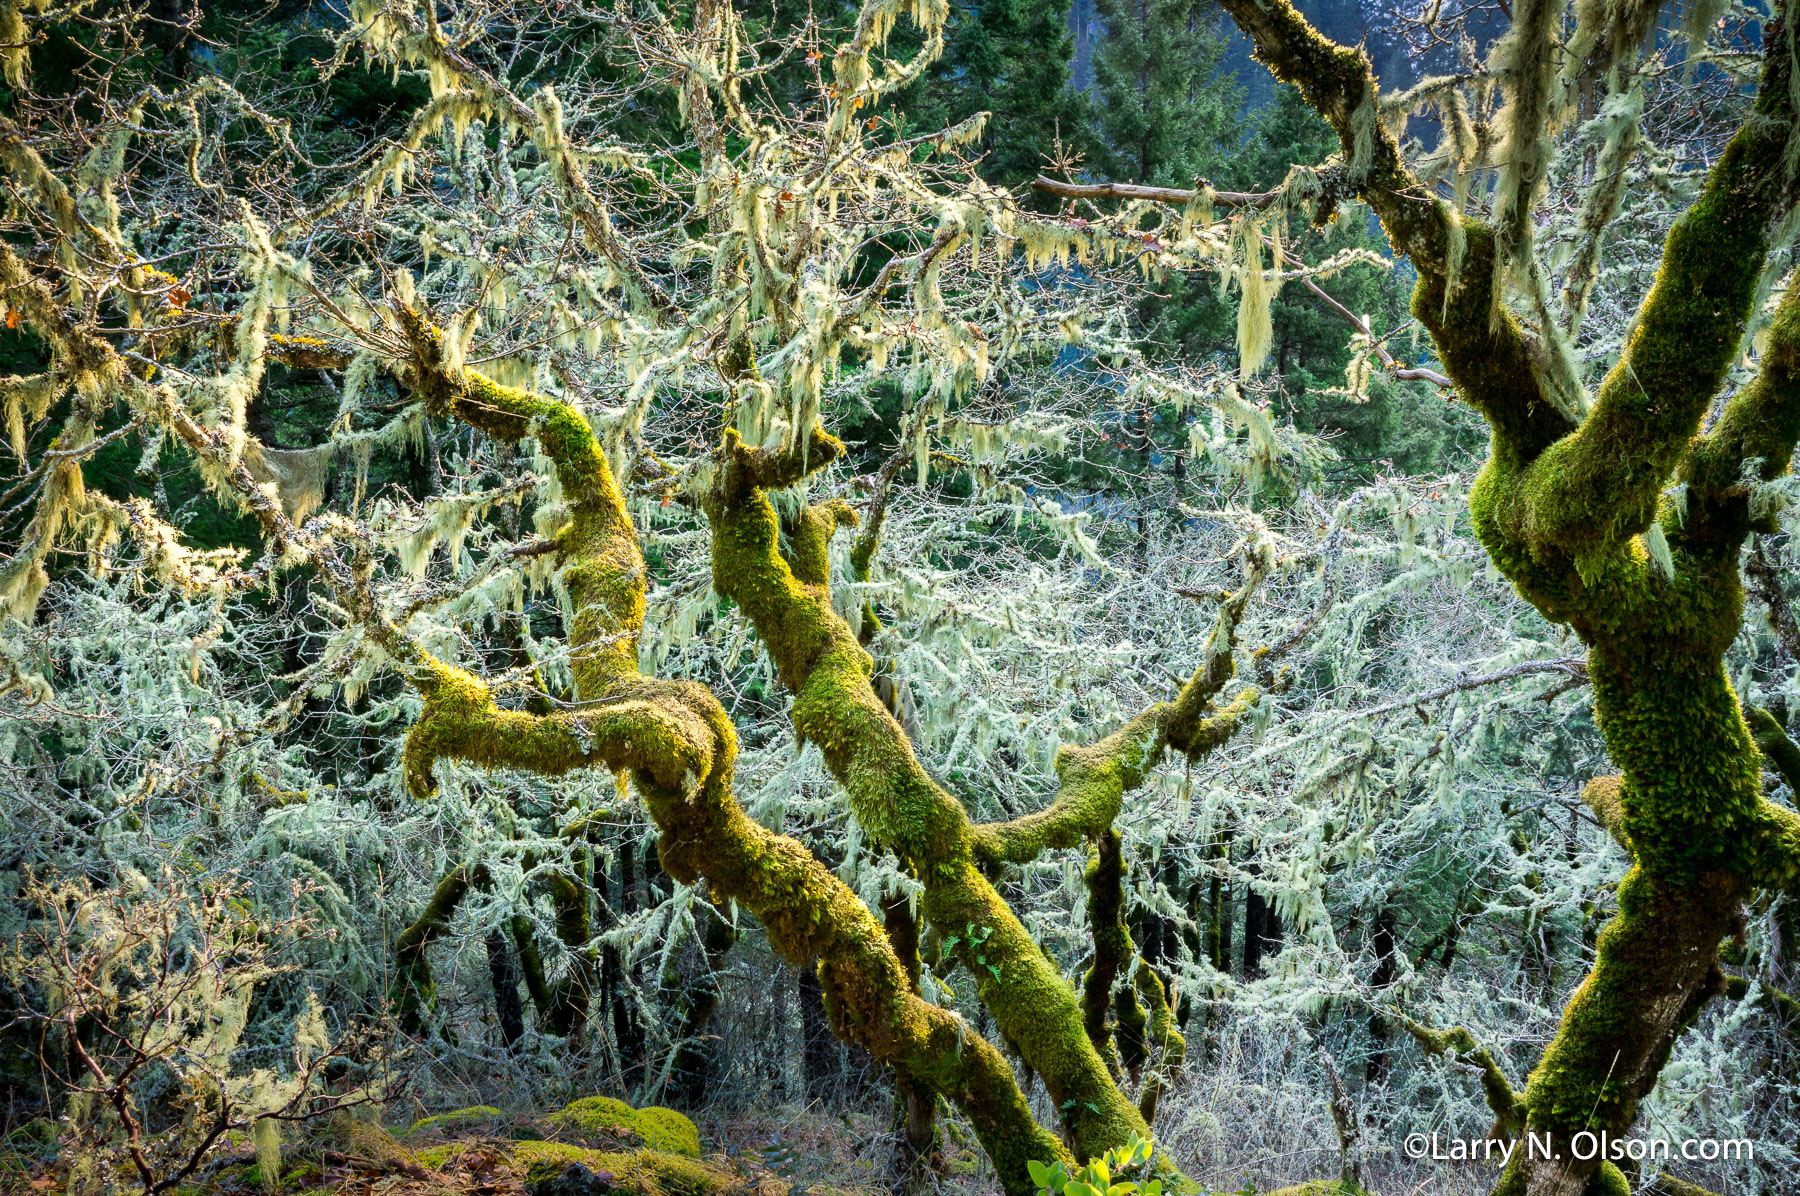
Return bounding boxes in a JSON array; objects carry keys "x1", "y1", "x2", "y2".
[
  {"x1": 550, "y1": 1097, "x2": 702, "y2": 1156},
  {"x1": 409, "y1": 1105, "x2": 508, "y2": 1134},
  {"x1": 515, "y1": 1141, "x2": 738, "y2": 1196}
]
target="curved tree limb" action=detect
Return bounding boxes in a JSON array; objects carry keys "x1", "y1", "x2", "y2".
[
  {"x1": 1398, "y1": 1016, "x2": 1528, "y2": 1141},
  {"x1": 704, "y1": 430, "x2": 1167, "y2": 1163},
  {"x1": 1081, "y1": 830, "x2": 1131, "y2": 1078},
  {"x1": 383, "y1": 316, "x2": 1071, "y2": 1190},
  {"x1": 1722, "y1": 971, "x2": 1800, "y2": 1041},
  {"x1": 971, "y1": 535, "x2": 1273, "y2": 866}
]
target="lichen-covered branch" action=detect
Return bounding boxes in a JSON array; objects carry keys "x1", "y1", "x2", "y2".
[
  {"x1": 384, "y1": 324, "x2": 1069, "y2": 1192},
  {"x1": 972, "y1": 540, "x2": 1272, "y2": 866},
  {"x1": 1398, "y1": 1017, "x2": 1527, "y2": 1140},
  {"x1": 392, "y1": 864, "x2": 490, "y2": 1032}
]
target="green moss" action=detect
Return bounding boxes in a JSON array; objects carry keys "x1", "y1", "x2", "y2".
[
  {"x1": 409, "y1": 1105, "x2": 506, "y2": 1135},
  {"x1": 413, "y1": 1143, "x2": 466, "y2": 1170},
  {"x1": 513, "y1": 1142, "x2": 734, "y2": 1196},
  {"x1": 551, "y1": 1098, "x2": 700, "y2": 1157},
  {"x1": 630, "y1": 1108, "x2": 702, "y2": 1158},
  {"x1": 279, "y1": 1163, "x2": 322, "y2": 1187},
  {"x1": 1580, "y1": 1162, "x2": 1631, "y2": 1196}
]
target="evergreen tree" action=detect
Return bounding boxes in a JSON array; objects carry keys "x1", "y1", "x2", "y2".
[
  {"x1": 1102, "y1": 82, "x2": 1480, "y2": 475},
  {"x1": 900, "y1": 0, "x2": 1087, "y2": 190},
  {"x1": 1087, "y1": 0, "x2": 1241, "y2": 187}
]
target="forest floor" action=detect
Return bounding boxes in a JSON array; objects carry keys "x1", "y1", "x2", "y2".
[{"x1": 1, "y1": 1100, "x2": 973, "y2": 1196}]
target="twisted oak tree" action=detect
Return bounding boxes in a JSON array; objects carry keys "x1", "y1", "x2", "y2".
[
  {"x1": 1158, "y1": 2, "x2": 1800, "y2": 1193},
  {"x1": 0, "y1": 0, "x2": 1304, "y2": 1187}
]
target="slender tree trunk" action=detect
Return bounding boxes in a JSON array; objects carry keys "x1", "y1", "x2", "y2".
[
  {"x1": 487, "y1": 929, "x2": 527, "y2": 1051},
  {"x1": 1366, "y1": 907, "x2": 1398, "y2": 1082},
  {"x1": 1242, "y1": 863, "x2": 1266, "y2": 980}
]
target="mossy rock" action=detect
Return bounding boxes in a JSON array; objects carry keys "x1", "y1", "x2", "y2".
[
  {"x1": 515, "y1": 1142, "x2": 740, "y2": 1196},
  {"x1": 550, "y1": 1097, "x2": 701, "y2": 1157},
  {"x1": 410, "y1": 1105, "x2": 508, "y2": 1135}
]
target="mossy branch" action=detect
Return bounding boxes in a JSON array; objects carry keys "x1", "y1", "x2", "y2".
[
  {"x1": 392, "y1": 864, "x2": 490, "y2": 1032},
  {"x1": 1642, "y1": 1174, "x2": 1725, "y2": 1196},
  {"x1": 1081, "y1": 831, "x2": 1131, "y2": 1078},
  {"x1": 1398, "y1": 1016, "x2": 1527, "y2": 1140},
  {"x1": 1746, "y1": 706, "x2": 1800, "y2": 793},
  {"x1": 1585, "y1": 756, "x2": 1800, "y2": 898},
  {"x1": 1132, "y1": 959, "x2": 1184, "y2": 1125},
  {"x1": 704, "y1": 439, "x2": 1164, "y2": 1166},
  {"x1": 784, "y1": 499, "x2": 859, "y2": 588},
  {"x1": 1747, "y1": 799, "x2": 1800, "y2": 897},
  {"x1": 1505, "y1": 11, "x2": 1800, "y2": 563},
  {"x1": 972, "y1": 543, "x2": 1273, "y2": 867},
  {"x1": 1678, "y1": 220, "x2": 1800, "y2": 554}
]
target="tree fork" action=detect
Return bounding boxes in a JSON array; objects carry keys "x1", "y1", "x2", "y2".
[
  {"x1": 706, "y1": 459, "x2": 1174, "y2": 1160},
  {"x1": 387, "y1": 312, "x2": 1072, "y2": 1193},
  {"x1": 392, "y1": 863, "x2": 489, "y2": 1034}
]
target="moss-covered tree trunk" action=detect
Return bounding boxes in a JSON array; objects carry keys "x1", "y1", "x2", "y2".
[
  {"x1": 381, "y1": 312, "x2": 1073, "y2": 1194},
  {"x1": 707, "y1": 468, "x2": 1268, "y2": 1162},
  {"x1": 1206, "y1": 2, "x2": 1800, "y2": 1192}
]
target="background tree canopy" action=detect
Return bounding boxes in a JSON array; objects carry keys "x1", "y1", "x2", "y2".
[{"x1": 0, "y1": 0, "x2": 1796, "y2": 1195}]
